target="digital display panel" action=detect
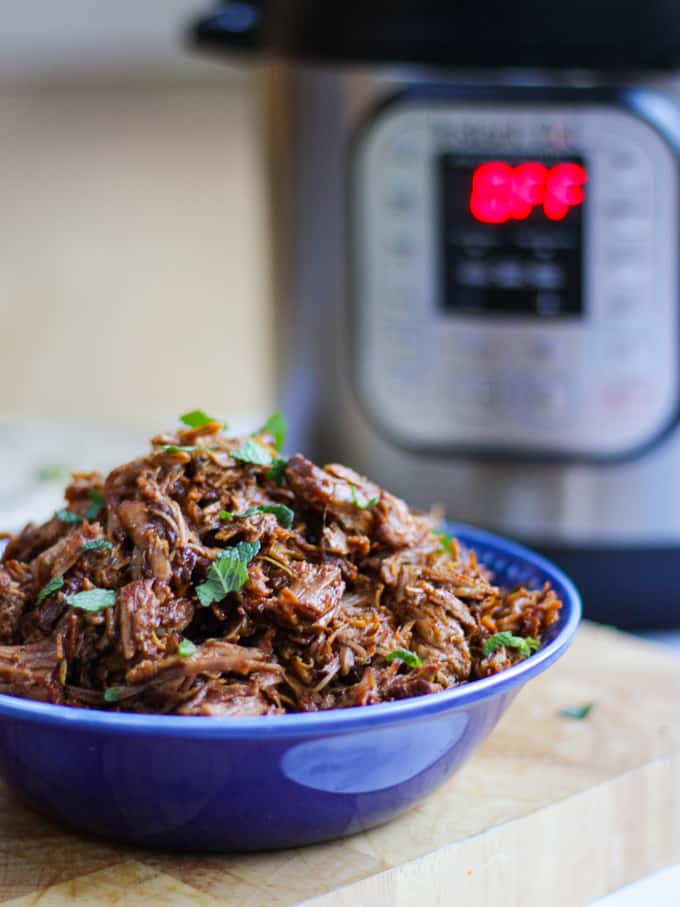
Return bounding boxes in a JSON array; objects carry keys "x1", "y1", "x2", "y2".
[{"x1": 439, "y1": 155, "x2": 586, "y2": 317}]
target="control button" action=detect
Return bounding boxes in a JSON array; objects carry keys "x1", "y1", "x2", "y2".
[
  {"x1": 526, "y1": 262, "x2": 565, "y2": 290},
  {"x1": 607, "y1": 148, "x2": 652, "y2": 191},
  {"x1": 388, "y1": 234, "x2": 416, "y2": 258},
  {"x1": 510, "y1": 378, "x2": 571, "y2": 418},
  {"x1": 600, "y1": 381, "x2": 656, "y2": 419},
  {"x1": 604, "y1": 244, "x2": 649, "y2": 267},
  {"x1": 603, "y1": 290, "x2": 643, "y2": 321},
  {"x1": 525, "y1": 336, "x2": 564, "y2": 363},
  {"x1": 535, "y1": 292, "x2": 563, "y2": 316},
  {"x1": 598, "y1": 332, "x2": 649, "y2": 377},
  {"x1": 386, "y1": 187, "x2": 417, "y2": 212},
  {"x1": 457, "y1": 261, "x2": 487, "y2": 288},
  {"x1": 451, "y1": 375, "x2": 498, "y2": 411},
  {"x1": 389, "y1": 135, "x2": 420, "y2": 164},
  {"x1": 449, "y1": 333, "x2": 497, "y2": 362},
  {"x1": 609, "y1": 261, "x2": 648, "y2": 289},
  {"x1": 491, "y1": 259, "x2": 524, "y2": 289}
]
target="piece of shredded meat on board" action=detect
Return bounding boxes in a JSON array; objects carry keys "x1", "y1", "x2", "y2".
[{"x1": 0, "y1": 422, "x2": 562, "y2": 715}]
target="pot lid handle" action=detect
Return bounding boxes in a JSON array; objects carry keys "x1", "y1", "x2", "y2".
[{"x1": 189, "y1": 1, "x2": 264, "y2": 54}]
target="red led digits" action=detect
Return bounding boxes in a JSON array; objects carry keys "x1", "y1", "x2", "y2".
[
  {"x1": 544, "y1": 163, "x2": 587, "y2": 220},
  {"x1": 469, "y1": 162, "x2": 514, "y2": 224},
  {"x1": 469, "y1": 161, "x2": 587, "y2": 223}
]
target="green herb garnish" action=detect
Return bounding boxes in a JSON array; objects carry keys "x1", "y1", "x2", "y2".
[
  {"x1": 104, "y1": 687, "x2": 121, "y2": 703},
  {"x1": 267, "y1": 458, "x2": 288, "y2": 486},
  {"x1": 65, "y1": 588, "x2": 117, "y2": 612},
  {"x1": 157, "y1": 444, "x2": 196, "y2": 454},
  {"x1": 80, "y1": 539, "x2": 114, "y2": 554},
  {"x1": 385, "y1": 648, "x2": 423, "y2": 669},
  {"x1": 84, "y1": 488, "x2": 106, "y2": 522},
  {"x1": 220, "y1": 504, "x2": 294, "y2": 530},
  {"x1": 35, "y1": 464, "x2": 68, "y2": 483},
  {"x1": 180, "y1": 409, "x2": 226, "y2": 430},
  {"x1": 484, "y1": 632, "x2": 540, "y2": 659},
  {"x1": 177, "y1": 638, "x2": 197, "y2": 658},
  {"x1": 231, "y1": 439, "x2": 272, "y2": 467},
  {"x1": 196, "y1": 541, "x2": 261, "y2": 607},
  {"x1": 350, "y1": 485, "x2": 379, "y2": 510},
  {"x1": 559, "y1": 703, "x2": 594, "y2": 720},
  {"x1": 433, "y1": 529, "x2": 454, "y2": 554},
  {"x1": 55, "y1": 509, "x2": 82, "y2": 525},
  {"x1": 37, "y1": 575, "x2": 64, "y2": 605},
  {"x1": 258, "y1": 410, "x2": 287, "y2": 451}
]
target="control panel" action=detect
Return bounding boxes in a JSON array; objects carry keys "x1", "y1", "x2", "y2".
[{"x1": 353, "y1": 99, "x2": 678, "y2": 457}]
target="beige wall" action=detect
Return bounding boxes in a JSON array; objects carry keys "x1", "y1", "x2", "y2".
[{"x1": 0, "y1": 82, "x2": 274, "y2": 428}]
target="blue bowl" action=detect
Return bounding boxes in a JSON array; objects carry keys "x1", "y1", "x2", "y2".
[{"x1": 0, "y1": 523, "x2": 580, "y2": 851}]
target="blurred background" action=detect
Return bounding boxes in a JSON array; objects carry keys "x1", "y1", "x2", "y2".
[
  {"x1": 0, "y1": 0, "x2": 273, "y2": 525},
  {"x1": 0, "y1": 0, "x2": 272, "y2": 427}
]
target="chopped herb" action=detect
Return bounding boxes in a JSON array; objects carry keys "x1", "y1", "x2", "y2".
[
  {"x1": 81, "y1": 539, "x2": 114, "y2": 554},
  {"x1": 104, "y1": 687, "x2": 121, "y2": 703},
  {"x1": 177, "y1": 638, "x2": 197, "y2": 658},
  {"x1": 84, "y1": 488, "x2": 106, "y2": 522},
  {"x1": 267, "y1": 457, "x2": 288, "y2": 486},
  {"x1": 157, "y1": 444, "x2": 196, "y2": 454},
  {"x1": 560, "y1": 703, "x2": 594, "y2": 720},
  {"x1": 433, "y1": 529, "x2": 454, "y2": 555},
  {"x1": 350, "y1": 485, "x2": 379, "y2": 510},
  {"x1": 484, "y1": 632, "x2": 540, "y2": 659},
  {"x1": 35, "y1": 464, "x2": 68, "y2": 483},
  {"x1": 196, "y1": 540, "x2": 261, "y2": 607},
  {"x1": 65, "y1": 588, "x2": 117, "y2": 612},
  {"x1": 231, "y1": 439, "x2": 272, "y2": 467},
  {"x1": 220, "y1": 504, "x2": 294, "y2": 530},
  {"x1": 37, "y1": 575, "x2": 64, "y2": 605},
  {"x1": 180, "y1": 409, "x2": 226, "y2": 430},
  {"x1": 386, "y1": 648, "x2": 423, "y2": 669},
  {"x1": 258, "y1": 410, "x2": 287, "y2": 451},
  {"x1": 55, "y1": 509, "x2": 82, "y2": 525}
]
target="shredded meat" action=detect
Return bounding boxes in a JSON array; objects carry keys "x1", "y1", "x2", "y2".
[{"x1": 0, "y1": 419, "x2": 562, "y2": 715}]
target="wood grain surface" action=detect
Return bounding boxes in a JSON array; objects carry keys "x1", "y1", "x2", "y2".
[{"x1": 0, "y1": 623, "x2": 678, "y2": 906}]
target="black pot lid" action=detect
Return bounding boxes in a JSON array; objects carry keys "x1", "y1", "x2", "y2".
[{"x1": 190, "y1": 0, "x2": 680, "y2": 70}]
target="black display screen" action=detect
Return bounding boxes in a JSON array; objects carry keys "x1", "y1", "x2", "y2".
[{"x1": 439, "y1": 154, "x2": 586, "y2": 317}]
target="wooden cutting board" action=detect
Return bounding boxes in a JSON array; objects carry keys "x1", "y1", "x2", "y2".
[{"x1": 0, "y1": 622, "x2": 678, "y2": 907}]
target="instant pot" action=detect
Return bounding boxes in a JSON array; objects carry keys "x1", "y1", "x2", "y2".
[{"x1": 192, "y1": 1, "x2": 680, "y2": 628}]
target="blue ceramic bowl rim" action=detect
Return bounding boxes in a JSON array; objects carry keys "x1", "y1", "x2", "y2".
[{"x1": 0, "y1": 522, "x2": 581, "y2": 739}]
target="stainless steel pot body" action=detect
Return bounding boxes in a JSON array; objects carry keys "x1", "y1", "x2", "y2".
[{"x1": 265, "y1": 62, "x2": 680, "y2": 626}]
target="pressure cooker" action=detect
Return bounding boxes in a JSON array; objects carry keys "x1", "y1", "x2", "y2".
[{"x1": 191, "y1": 1, "x2": 680, "y2": 628}]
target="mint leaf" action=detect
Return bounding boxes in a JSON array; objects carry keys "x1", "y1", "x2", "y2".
[
  {"x1": 350, "y1": 485, "x2": 379, "y2": 510},
  {"x1": 231, "y1": 439, "x2": 272, "y2": 466},
  {"x1": 81, "y1": 539, "x2": 114, "y2": 553},
  {"x1": 55, "y1": 509, "x2": 82, "y2": 525},
  {"x1": 484, "y1": 632, "x2": 540, "y2": 659},
  {"x1": 180, "y1": 409, "x2": 226, "y2": 430},
  {"x1": 266, "y1": 458, "x2": 288, "y2": 486},
  {"x1": 84, "y1": 488, "x2": 106, "y2": 522},
  {"x1": 259, "y1": 410, "x2": 287, "y2": 451},
  {"x1": 177, "y1": 638, "x2": 197, "y2": 658},
  {"x1": 560, "y1": 703, "x2": 594, "y2": 720},
  {"x1": 37, "y1": 575, "x2": 64, "y2": 605},
  {"x1": 385, "y1": 648, "x2": 423, "y2": 669},
  {"x1": 104, "y1": 687, "x2": 121, "y2": 703},
  {"x1": 196, "y1": 540, "x2": 261, "y2": 607},
  {"x1": 221, "y1": 504, "x2": 294, "y2": 530},
  {"x1": 66, "y1": 588, "x2": 117, "y2": 612}
]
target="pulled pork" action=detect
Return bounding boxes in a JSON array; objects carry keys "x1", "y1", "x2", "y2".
[{"x1": 0, "y1": 419, "x2": 562, "y2": 715}]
